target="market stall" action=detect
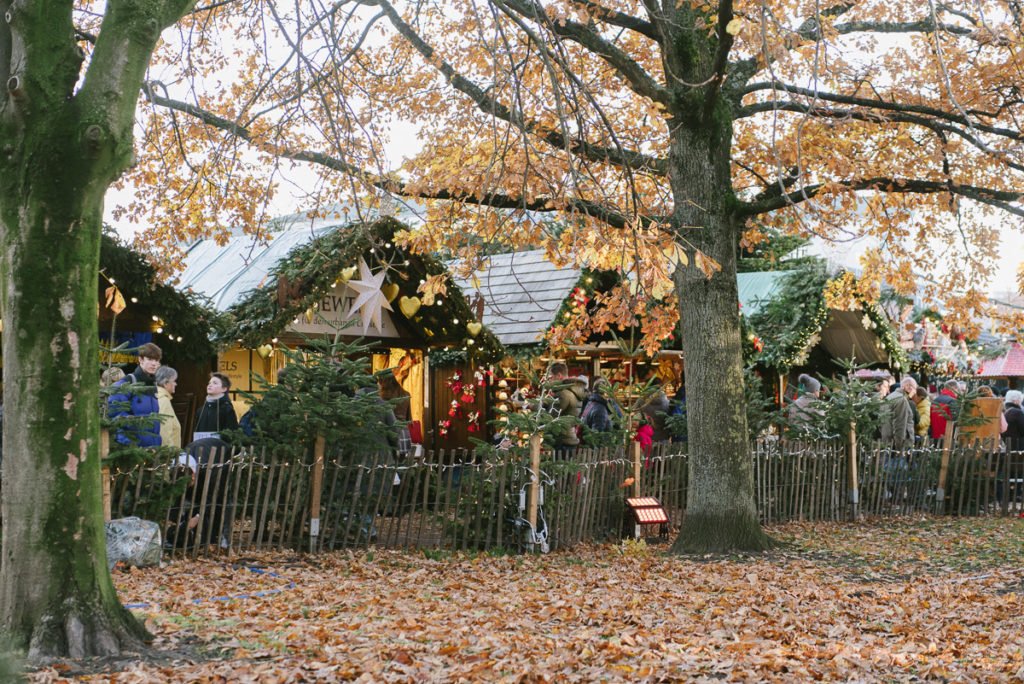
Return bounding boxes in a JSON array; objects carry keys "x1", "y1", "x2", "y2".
[{"x1": 176, "y1": 211, "x2": 503, "y2": 448}]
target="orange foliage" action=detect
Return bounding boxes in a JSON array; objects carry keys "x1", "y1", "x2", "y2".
[{"x1": 112, "y1": 0, "x2": 1024, "y2": 344}]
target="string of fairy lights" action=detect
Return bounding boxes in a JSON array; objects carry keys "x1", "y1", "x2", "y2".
[{"x1": 99, "y1": 270, "x2": 187, "y2": 363}]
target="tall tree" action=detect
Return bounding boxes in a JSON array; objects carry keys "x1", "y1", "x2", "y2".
[
  {"x1": 0, "y1": 0, "x2": 195, "y2": 658},
  {"x1": 125, "y1": 0, "x2": 1024, "y2": 552}
]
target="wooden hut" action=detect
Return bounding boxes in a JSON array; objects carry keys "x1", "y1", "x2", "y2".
[
  {"x1": 175, "y1": 211, "x2": 503, "y2": 449},
  {"x1": 98, "y1": 231, "x2": 225, "y2": 438}
]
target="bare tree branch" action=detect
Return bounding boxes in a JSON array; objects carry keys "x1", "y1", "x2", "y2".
[
  {"x1": 497, "y1": 0, "x2": 669, "y2": 107},
  {"x1": 144, "y1": 86, "x2": 667, "y2": 231},
  {"x1": 739, "y1": 176, "x2": 1024, "y2": 218},
  {"x1": 739, "y1": 100, "x2": 1024, "y2": 173},
  {"x1": 832, "y1": 18, "x2": 973, "y2": 37},
  {"x1": 566, "y1": 0, "x2": 658, "y2": 41},
  {"x1": 729, "y1": 1, "x2": 855, "y2": 83},
  {"x1": 359, "y1": 0, "x2": 667, "y2": 173},
  {"x1": 741, "y1": 81, "x2": 1024, "y2": 141}
]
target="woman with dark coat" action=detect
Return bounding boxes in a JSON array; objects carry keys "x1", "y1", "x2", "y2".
[
  {"x1": 193, "y1": 372, "x2": 239, "y2": 440},
  {"x1": 581, "y1": 378, "x2": 615, "y2": 432},
  {"x1": 1003, "y1": 390, "x2": 1024, "y2": 451}
]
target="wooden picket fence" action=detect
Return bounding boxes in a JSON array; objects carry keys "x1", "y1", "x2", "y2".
[{"x1": 105, "y1": 436, "x2": 1024, "y2": 557}]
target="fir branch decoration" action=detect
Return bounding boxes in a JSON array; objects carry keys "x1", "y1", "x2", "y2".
[
  {"x1": 225, "y1": 217, "x2": 504, "y2": 363},
  {"x1": 746, "y1": 265, "x2": 907, "y2": 372},
  {"x1": 100, "y1": 229, "x2": 230, "y2": 363}
]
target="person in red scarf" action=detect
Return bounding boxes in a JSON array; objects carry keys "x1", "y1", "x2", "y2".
[
  {"x1": 930, "y1": 379, "x2": 960, "y2": 440},
  {"x1": 635, "y1": 420, "x2": 655, "y2": 467}
]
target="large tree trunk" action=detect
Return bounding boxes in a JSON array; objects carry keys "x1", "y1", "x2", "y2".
[
  {"x1": 0, "y1": 194, "x2": 151, "y2": 659},
  {"x1": 662, "y1": 21, "x2": 772, "y2": 551},
  {"x1": 0, "y1": 0, "x2": 195, "y2": 660},
  {"x1": 670, "y1": 207, "x2": 771, "y2": 551}
]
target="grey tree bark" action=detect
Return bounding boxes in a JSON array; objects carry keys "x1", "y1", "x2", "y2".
[
  {"x1": 0, "y1": 0, "x2": 195, "y2": 659},
  {"x1": 662, "y1": 7, "x2": 772, "y2": 553}
]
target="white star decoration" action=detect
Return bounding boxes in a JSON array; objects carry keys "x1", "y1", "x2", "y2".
[{"x1": 346, "y1": 257, "x2": 393, "y2": 333}]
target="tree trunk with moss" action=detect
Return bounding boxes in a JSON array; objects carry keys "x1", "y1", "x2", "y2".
[
  {"x1": 664, "y1": 8, "x2": 772, "y2": 553},
  {"x1": 0, "y1": 0, "x2": 194, "y2": 659}
]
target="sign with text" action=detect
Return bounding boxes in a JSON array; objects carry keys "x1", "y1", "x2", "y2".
[
  {"x1": 288, "y1": 282, "x2": 401, "y2": 338},
  {"x1": 218, "y1": 348, "x2": 252, "y2": 392}
]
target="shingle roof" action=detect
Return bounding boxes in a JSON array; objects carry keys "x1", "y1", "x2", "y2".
[
  {"x1": 977, "y1": 343, "x2": 1024, "y2": 377},
  {"x1": 451, "y1": 263, "x2": 798, "y2": 347},
  {"x1": 451, "y1": 250, "x2": 581, "y2": 346}
]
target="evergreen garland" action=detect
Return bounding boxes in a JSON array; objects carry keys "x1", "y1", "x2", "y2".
[
  {"x1": 746, "y1": 264, "x2": 908, "y2": 372},
  {"x1": 100, "y1": 229, "x2": 230, "y2": 363},
  {"x1": 746, "y1": 264, "x2": 831, "y2": 370},
  {"x1": 225, "y1": 217, "x2": 504, "y2": 364}
]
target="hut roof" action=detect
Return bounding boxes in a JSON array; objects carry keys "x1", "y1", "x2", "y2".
[
  {"x1": 737, "y1": 271, "x2": 789, "y2": 317},
  {"x1": 100, "y1": 231, "x2": 226, "y2": 363},
  {"x1": 175, "y1": 212, "x2": 503, "y2": 360},
  {"x1": 976, "y1": 343, "x2": 1024, "y2": 378},
  {"x1": 450, "y1": 260, "x2": 810, "y2": 349},
  {"x1": 177, "y1": 205, "x2": 426, "y2": 311},
  {"x1": 451, "y1": 250, "x2": 582, "y2": 346}
]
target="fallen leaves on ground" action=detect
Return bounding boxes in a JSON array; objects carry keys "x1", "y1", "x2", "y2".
[{"x1": 29, "y1": 516, "x2": 1024, "y2": 682}]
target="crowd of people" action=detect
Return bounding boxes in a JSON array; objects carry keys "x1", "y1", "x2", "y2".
[
  {"x1": 103, "y1": 343, "x2": 419, "y2": 550},
  {"x1": 530, "y1": 361, "x2": 684, "y2": 458},
  {"x1": 787, "y1": 369, "x2": 1024, "y2": 450}
]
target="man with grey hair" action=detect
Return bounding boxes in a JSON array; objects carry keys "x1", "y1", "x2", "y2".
[
  {"x1": 1003, "y1": 389, "x2": 1024, "y2": 451},
  {"x1": 788, "y1": 373, "x2": 823, "y2": 433},
  {"x1": 881, "y1": 376, "x2": 917, "y2": 450}
]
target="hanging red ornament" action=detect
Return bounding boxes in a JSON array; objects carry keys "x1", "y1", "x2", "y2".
[
  {"x1": 448, "y1": 399, "x2": 462, "y2": 418},
  {"x1": 570, "y1": 286, "x2": 589, "y2": 309}
]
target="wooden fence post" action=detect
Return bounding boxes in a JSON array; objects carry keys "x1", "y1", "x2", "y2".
[
  {"x1": 847, "y1": 423, "x2": 859, "y2": 520},
  {"x1": 100, "y1": 428, "x2": 111, "y2": 522},
  {"x1": 631, "y1": 439, "x2": 642, "y2": 498},
  {"x1": 527, "y1": 433, "x2": 542, "y2": 540},
  {"x1": 309, "y1": 435, "x2": 325, "y2": 553},
  {"x1": 936, "y1": 420, "x2": 954, "y2": 514}
]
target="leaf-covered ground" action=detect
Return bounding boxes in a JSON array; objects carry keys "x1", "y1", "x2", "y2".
[{"x1": 30, "y1": 516, "x2": 1024, "y2": 682}]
